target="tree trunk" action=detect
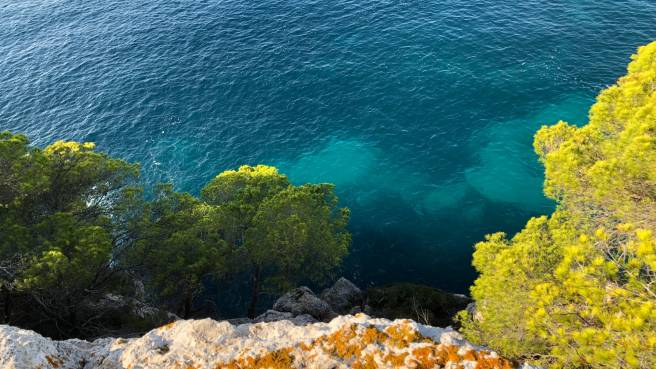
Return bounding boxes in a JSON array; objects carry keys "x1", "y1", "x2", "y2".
[
  {"x1": 67, "y1": 303, "x2": 79, "y2": 338},
  {"x1": 182, "y1": 290, "x2": 193, "y2": 319},
  {"x1": 247, "y1": 265, "x2": 262, "y2": 319},
  {"x1": 0, "y1": 284, "x2": 10, "y2": 324}
]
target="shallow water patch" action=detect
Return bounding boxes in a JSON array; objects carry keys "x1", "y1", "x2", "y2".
[{"x1": 465, "y1": 93, "x2": 593, "y2": 210}]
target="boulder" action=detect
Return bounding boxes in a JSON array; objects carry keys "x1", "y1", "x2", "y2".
[
  {"x1": 0, "y1": 316, "x2": 519, "y2": 369},
  {"x1": 465, "y1": 302, "x2": 483, "y2": 322},
  {"x1": 272, "y1": 286, "x2": 337, "y2": 321},
  {"x1": 349, "y1": 305, "x2": 363, "y2": 315},
  {"x1": 226, "y1": 317, "x2": 253, "y2": 325},
  {"x1": 254, "y1": 310, "x2": 317, "y2": 325},
  {"x1": 320, "y1": 278, "x2": 363, "y2": 314},
  {"x1": 365, "y1": 283, "x2": 471, "y2": 328},
  {"x1": 254, "y1": 309, "x2": 294, "y2": 322},
  {"x1": 80, "y1": 293, "x2": 178, "y2": 336}
]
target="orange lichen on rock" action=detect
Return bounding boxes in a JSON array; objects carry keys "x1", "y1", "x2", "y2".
[
  {"x1": 351, "y1": 352, "x2": 378, "y2": 369},
  {"x1": 384, "y1": 321, "x2": 426, "y2": 347},
  {"x1": 0, "y1": 318, "x2": 517, "y2": 369},
  {"x1": 215, "y1": 348, "x2": 296, "y2": 369},
  {"x1": 44, "y1": 355, "x2": 62, "y2": 368},
  {"x1": 214, "y1": 320, "x2": 515, "y2": 369},
  {"x1": 472, "y1": 353, "x2": 515, "y2": 369}
]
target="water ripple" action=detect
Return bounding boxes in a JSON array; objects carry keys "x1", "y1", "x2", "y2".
[{"x1": 1, "y1": 0, "x2": 655, "y2": 292}]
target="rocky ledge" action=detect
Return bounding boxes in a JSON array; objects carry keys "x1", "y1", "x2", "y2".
[{"x1": 0, "y1": 315, "x2": 520, "y2": 369}]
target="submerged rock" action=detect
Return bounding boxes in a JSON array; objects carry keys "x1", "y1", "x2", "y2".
[
  {"x1": 0, "y1": 315, "x2": 518, "y2": 369},
  {"x1": 272, "y1": 286, "x2": 337, "y2": 321}
]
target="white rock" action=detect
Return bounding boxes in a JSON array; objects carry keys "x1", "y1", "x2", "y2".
[{"x1": 0, "y1": 315, "x2": 521, "y2": 369}]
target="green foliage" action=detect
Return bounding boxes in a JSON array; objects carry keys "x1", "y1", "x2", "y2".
[
  {"x1": 1, "y1": 136, "x2": 351, "y2": 330},
  {"x1": 201, "y1": 165, "x2": 290, "y2": 248},
  {"x1": 124, "y1": 184, "x2": 228, "y2": 318},
  {"x1": 201, "y1": 165, "x2": 350, "y2": 317},
  {"x1": 247, "y1": 184, "x2": 350, "y2": 287},
  {"x1": 17, "y1": 213, "x2": 113, "y2": 293},
  {"x1": 0, "y1": 132, "x2": 139, "y2": 336},
  {"x1": 0, "y1": 132, "x2": 48, "y2": 214},
  {"x1": 458, "y1": 214, "x2": 568, "y2": 359},
  {"x1": 0, "y1": 133, "x2": 138, "y2": 285},
  {"x1": 460, "y1": 42, "x2": 656, "y2": 368}
]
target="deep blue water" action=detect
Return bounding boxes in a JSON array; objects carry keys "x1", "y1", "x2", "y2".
[{"x1": 1, "y1": 0, "x2": 655, "y2": 294}]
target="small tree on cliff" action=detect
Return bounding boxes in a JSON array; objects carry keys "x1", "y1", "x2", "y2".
[
  {"x1": 0, "y1": 132, "x2": 139, "y2": 337},
  {"x1": 459, "y1": 42, "x2": 656, "y2": 369},
  {"x1": 121, "y1": 184, "x2": 228, "y2": 318},
  {"x1": 246, "y1": 183, "x2": 350, "y2": 317},
  {"x1": 201, "y1": 165, "x2": 350, "y2": 318}
]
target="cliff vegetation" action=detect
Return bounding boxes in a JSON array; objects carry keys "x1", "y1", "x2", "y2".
[{"x1": 459, "y1": 42, "x2": 656, "y2": 369}]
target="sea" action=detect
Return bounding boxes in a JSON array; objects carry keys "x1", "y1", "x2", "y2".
[{"x1": 2, "y1": 0, "x2": 655, "y2": 294}]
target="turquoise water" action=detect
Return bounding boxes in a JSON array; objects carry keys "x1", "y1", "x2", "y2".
[{"x1": 1, "y1": 1, "x2": 655, "y2": 293}]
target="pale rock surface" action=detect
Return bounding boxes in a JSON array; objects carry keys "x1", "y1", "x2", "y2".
[{"x1": 0, "y1": 315, "x2": 525, "y2": 369}]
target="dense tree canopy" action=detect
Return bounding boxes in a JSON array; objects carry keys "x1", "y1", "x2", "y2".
[
  {"x1": 121, "y1": 184, "x2": 228, "y2": 318},
  {"x1": 459, "y1": 42, "x2": 656, "y2": 369},
  {"x1": 0, "y1": 132, "x2": 139, "y2": 337},
  {"x1": 201, "y1": 165, "x2": 290, "y2": 254},
  {"x1": 247, "y1": 183, "x2": 350, "y2": 285},
  {"x1": 0, "y1": 137, "x2": 351, "y2": 336},
  {"x1": 201, "y1": 165, "x2": 350, "y2": 317}
]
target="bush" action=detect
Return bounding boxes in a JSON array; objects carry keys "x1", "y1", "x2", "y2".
[{"x1": 459, "y1": 42, "x2": 656, "y2": 369}]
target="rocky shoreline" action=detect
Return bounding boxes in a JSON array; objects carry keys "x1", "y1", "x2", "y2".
[
  {"x1": 240, "y1": 278, "x2": 471, "y2": 329},
  {"x1": 0, "y1": 279, "x2": 538, "y2": 369}
]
